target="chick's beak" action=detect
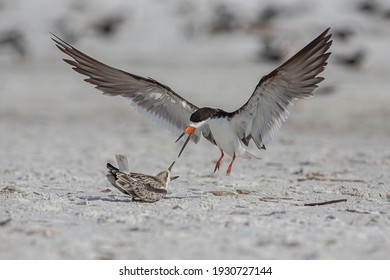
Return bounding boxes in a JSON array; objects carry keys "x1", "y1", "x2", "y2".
[
  {"x1": 175, "y1": 126, "x2": 196, "y2": 157},
  {"x1": 167, "y1": 162, "x2": 179, "y2": 181},
  {"x1": 168, "y1": 161, "x2": 175, "y2": 172}
]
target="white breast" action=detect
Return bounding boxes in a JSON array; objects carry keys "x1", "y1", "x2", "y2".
[{"x1": 207, "y1": 118, "x2": 239, "y2": 157}]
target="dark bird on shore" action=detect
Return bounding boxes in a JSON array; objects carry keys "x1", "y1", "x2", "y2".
[
  {"x1": 334, "y1": 49, "x2": 365, "y2": 68},
  {"x1": 257, "y1": 5, "x2": 281, "y2": 25},
  {"x1": 92, "y1": 15, "x2": 124, "y2": 37},
  {"x1": 209, "y1": 4, "x2": 237, "y2": 33},
  {"x1": 333, "y1": 27, "x2": 355, "y2": 42},
  {"x1": 0, "y1": 30, "x2": 27, "y2": 57},
  {"x1": 257, "y1": 36, "x2": 284, "y2": 63},
  {"x1": 357, "y1": 0, "x2": 378, "y2": 14}
]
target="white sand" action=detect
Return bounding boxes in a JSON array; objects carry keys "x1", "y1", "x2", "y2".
[{"x1": 0, "y1": 0, "x2": 389, "y2": 259}]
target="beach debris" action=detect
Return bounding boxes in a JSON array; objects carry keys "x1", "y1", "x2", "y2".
[
  {"x1": 259, "y1": 196, "x2": 293, "y2": 202},
  {"x1": 0, "y1": 186, "x2": 19, "y2": 194},
  {"x1": 209, "y1": 189, "x2": 252, "y2": 196},
  {"x1": 230, "y1": 210, "x2": 250, "y2": 216},
  {"x1": 210, "y1": 190, "x2": 237, "y2": 196},
  {"x1": 235, "y1": 189, "x2": 253, "y2": 195},
  {"x1": 106, "y1": 154, "x2": 179, "y2": 203},
  {"x1": 26, "y1": 228, "x2": 54, "y2": 237},
  {"x1": 303, "y1": 199, "x2": 347, "y2": 207},
  {"x1": 297, "y1": 172, "x2": 365, "y2": 183},
  {"x1": 345, "y1": 208, "x2": 382, "y2": 214},
  {"x1": 258, "y1": 211, "x2": 286, "y2": 216}
]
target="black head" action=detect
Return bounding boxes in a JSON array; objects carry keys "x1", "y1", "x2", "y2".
[{"x1": 190, "y1": 107, "x2": 218, "y2": 123}]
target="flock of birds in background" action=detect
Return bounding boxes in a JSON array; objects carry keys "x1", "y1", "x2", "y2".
[
  {"x1": 1, "y1": 0, "x2": 389, "y2": 65},
  {"x1": 1, "y1": 1, "x2": 385, "y2": 202}
]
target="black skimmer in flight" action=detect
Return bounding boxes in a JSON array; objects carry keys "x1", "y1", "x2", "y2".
[
  {"x1": 106, "y1": 154, "x2": 178, "y2": 203},
  {"x1": 52, "y1": 28, "x2": 332, "y2": 175}
]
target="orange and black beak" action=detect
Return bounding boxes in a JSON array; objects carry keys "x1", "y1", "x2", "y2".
[{"x1": 175, "y1": 126, "x2": 196, "y2": 157}]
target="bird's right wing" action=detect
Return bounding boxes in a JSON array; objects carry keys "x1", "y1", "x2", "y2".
[{"x1": 52, "y1": 34, "x2": 205, "y2": 143}]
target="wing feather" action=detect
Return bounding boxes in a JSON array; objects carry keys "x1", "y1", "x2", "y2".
[
  {"x1": 232, "y1": 28, "x2": 332, "y2": 149},
  {"x1": 52, "y1": 34, "x2": 204, "y2": 143}
]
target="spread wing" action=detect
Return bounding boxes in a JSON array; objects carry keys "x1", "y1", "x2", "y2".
[
  {"x1": 51, "y1": 34, "x2": 212, "y2": 144},
  {"x1": 231, "y1": 28, "x2": 332, "y2": 149}
]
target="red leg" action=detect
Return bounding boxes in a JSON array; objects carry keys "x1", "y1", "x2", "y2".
[
  {"x1": 226, "y1": 153, "x2": 236, "y2": 175},
  {"x1": 214, "y1": 149, "x2": 224, "y2": 172}
]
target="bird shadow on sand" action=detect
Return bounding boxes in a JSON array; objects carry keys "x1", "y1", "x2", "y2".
[
  {"x1": 77, "y1": 195, "x2": 133, "y2": 203},
  {"x1": 163, "y1": 194, "x2": 206, "y2": 200},
  {"x1": 77, "y1": 194, "x2": 207, "y2": 203}
]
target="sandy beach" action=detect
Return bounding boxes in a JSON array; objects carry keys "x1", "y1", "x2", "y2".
[{"x1": 1, "y1": 0, "x2": 389, "y2": 259}]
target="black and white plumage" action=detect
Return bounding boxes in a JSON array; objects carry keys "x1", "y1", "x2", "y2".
[
  {"x1": 106, "y1": 154, "x2": 178, "y2": 203},
  {"x1": 52, "y1": 28, "x2": 332, "y2": 174}
]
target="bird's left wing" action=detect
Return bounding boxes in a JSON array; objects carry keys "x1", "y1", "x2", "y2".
[
  {"x1": 231, "y1": 28, "x2": 332, "y2": 149},
  {"x1": 52, "y1": 34, "x2": 203, "y2": 142}
]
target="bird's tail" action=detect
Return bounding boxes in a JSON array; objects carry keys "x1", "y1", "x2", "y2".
[
  {"x1": 242, "y1": 150, "x2": 261, "y2": 160},
  {"x1": 106, "y1": 155, "x2": 132, "y2": 195},
  {"x1": 115, "y1": 154, "x2": 129, "y2": 172}
]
